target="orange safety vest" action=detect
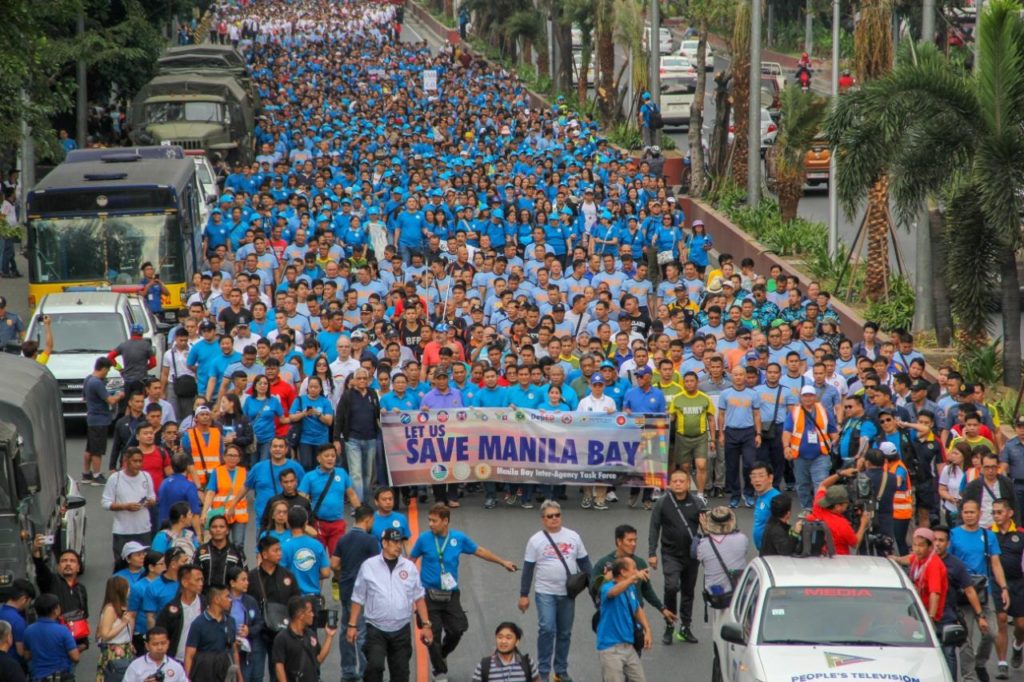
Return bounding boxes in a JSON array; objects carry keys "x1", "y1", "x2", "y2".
[
  {"x1": 788, "y1": 404, "x2": 831, "y2": 455},
  {"x1": 211, "y1": 465, "x2": 248, "y2": 523},
  {"x1": 885, "y1": 459, "x2": 914, "y2": 520},
  {"x1": 189, "y1": 427, "x2": 222, "y2": 490}
]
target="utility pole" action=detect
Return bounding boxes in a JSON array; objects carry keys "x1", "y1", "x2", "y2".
[
  {"x1": 827, "y1": 0, "x2": 839, "y2": 256},
  {"x1": 76, "y1": 8, "x2": 87, "y2": 150},
  {"x1": 921, "y1": 0, "x2": 935, "y2": 45},
  {"x1": 805, "y1": 0, "x2": 814, "y2": 54},
  {"x1": 649, "y1": 0, "x2": 661, "y2": 109},
  {"x1": 748, "y1": 0, "x2": 762, "y2": 205}
]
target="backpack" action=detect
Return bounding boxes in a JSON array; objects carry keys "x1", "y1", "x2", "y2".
[
  {"x1": 649, "y1": 109, "x2": 664, "y2": 130},
  {"x1": 479, "y1": 652, "x2": 533, "y2": 682},
  {"x1": 797, "y1": 519, "x2": 836, "y2": 557}
]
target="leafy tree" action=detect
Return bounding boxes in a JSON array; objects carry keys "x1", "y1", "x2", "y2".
[
  {"x1": 730, "y1": 0, "x2": 751, "y2": 186},
  {"x1": 766, "y1": 86, "x2": 827, "y2": 219},
  {"x1": 826, "y1": 0, "x2": 1024, "y2": 387}
]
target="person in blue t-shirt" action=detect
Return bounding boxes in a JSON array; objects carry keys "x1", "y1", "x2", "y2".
[
  {"x1": 246, "y1": 436, "x2": 305, "y2": 523},
  {"x1": 0, "y1": 579, "x2": 33, "y2": 670},
  {"x1": 410, "y1": 504, "x2": 518, "y2": 680},
  {"x1": 114, "y1": 541, "x2": 149, "y2": 587},
  {"x1": 243, "y1": 376, "x2": 285, "y2": 462},
  {"x1": 370, "y1": 487, "x2": 410, "y2": 541},
  {"x1": 281, "y1": 507, "x2": 330, "y2": 596},
  {"x1": 595, "y1": 557, "x2": 651, "y2": 673},
  {"x1": 287, "y1": 377, "x2": 334, "y2": 470},
  {"x1": 23, "y1": 594, "x2": 80, "y2": 680},
  {"x1": 750, "y1": 463, "x2": 781, "y2": 550}
]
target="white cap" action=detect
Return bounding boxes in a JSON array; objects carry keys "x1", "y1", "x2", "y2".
[
  {"x1": 879, "y1": 442, "x2": 898, "y2": 457},
  {"x1": 799, "y1": 385, "x2": 817, "y2": 396},
  {"x1": 121, "y1": 541, "x2": 149, "y2": 559}
]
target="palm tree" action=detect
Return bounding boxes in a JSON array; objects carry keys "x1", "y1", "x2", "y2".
[
  {"x1": 595, "y1": 0, "x2": 617, "y2": 120},
  {"x1": 851, "y1": 0, "x2": 894, "y2": 301},
  {"x1": 730, "y1": 0, "x2": 752, "y2": 186},
  {"x1": 825, "y1": 0, "x2": 1024, "y2": 388},
  {"x1": 766, "y1": 86, "x2": 827, "y2": 220}
]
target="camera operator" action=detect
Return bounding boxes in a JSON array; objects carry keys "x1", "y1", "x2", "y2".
[
  {"x1": 807, "y1": 470, "x2": 871, "y2": 555},
  {"x1": 123, "y1": 627, "x2": 187, "y2": 682},
  {"x1": 848, "y1": 448, "x2": 897, "y2": 555}
]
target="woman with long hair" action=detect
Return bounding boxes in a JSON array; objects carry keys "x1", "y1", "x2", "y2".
[
  {"x1": 259, "y1": 499, "x2": 291, "y2": 544},
  {"x1": 244, "y1": 375, "x2": 284, "y2": 462},
  {"x1": 287, "y1": 375, "x2": 335, "y2": 471},
  {"x1": 300, "y1": 354, "x2": 339, "y2": 404},
  {"x1": 96, "y1": 576, "x2": 133, "y2": 682},
  {"x1": 127, "y1": 551, "x2": 166, "y2": 654},
  {"x1": 939, "y1": 442, "x2": 971, "y2": 527},
  {"x1": 216, "y1": 393, "x2": 254, "y2": 465}
]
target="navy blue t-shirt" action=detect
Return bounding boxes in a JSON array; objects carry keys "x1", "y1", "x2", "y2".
[{"x1": 332, "y1": 527, "x2": 380, "y2": 602}]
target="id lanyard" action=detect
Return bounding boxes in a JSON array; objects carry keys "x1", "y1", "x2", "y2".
[{"x1": 434, "y1": 534, "x2": 456, "y2": 590}]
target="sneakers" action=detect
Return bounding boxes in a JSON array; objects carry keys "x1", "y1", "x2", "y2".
[
  {"x1": 434, "y1": 674, "x2": 449, "y2": 682},
  {"x1": 581, "y1": 495, "x2": 593, "y2": 509},
  {"x1": 729, "y1": 496, "x2": 740, "y2": 509},
  {"x1": 1012, "y1": 643, "x2": 1023, "y2": 669},
  {"x1": 744, "y1": 495, "x2": 755, "y2": 508},
  {"x1": 662, "y1": 624, "x2": 674, "y2": 645},
  {"x1": 484, "y1": 497, "x2": 497, "y2": 509},
  {"x1": 642, "y1": 500, "x2": 653, "y2": 511},
  {"x1": 712, "y1": 486, "x2": 726, "y2": 498},
  {"x1": 675, "y1": 625, "x2": 699, "y2": 643},
  {"x1": 628, "y1": 493, "x2": 640, "y2": 508},
  {"x1": 553, "y1": 675, "x2": 573, "y2": 682},
  {"x1": 605, "y1": 490, "x2": 618, "y2": 503},
  {"x1": 650, "y1": 489, "x2": 662, "y2": 500},
  {"x1": 520, "y1": 498, "x2": 535, "y2": 509},
  {"x1": 977, "y1": 666, "x2": 992, "y2": 682},
  {"x1": 504, "y1": 493, "x2": 518, "y2": 506},
  {"x1": 594, "y1": 500, "x2": 609, "y2": 510},
  {"x1": 996, "y1": 662, "x2": 1009, "y2": 680},
  {"x1": 80, "y1": 472, "x2": 93, "y2": 484},
  {"x1": 91, "y1": 473, "x2": 107, "y2": 486}
]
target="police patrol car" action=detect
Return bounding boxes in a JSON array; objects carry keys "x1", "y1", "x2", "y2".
[{"x1": 712, "y1": 556, "x2": 960, "y2": 682}]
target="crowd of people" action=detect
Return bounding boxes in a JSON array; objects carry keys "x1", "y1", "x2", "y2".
[{"x1": 6, "y1": 0, "x2": 1024, "y2": 680}]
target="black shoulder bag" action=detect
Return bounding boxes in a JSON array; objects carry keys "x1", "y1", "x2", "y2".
[
  {"x1": 958, "y1": 528, "x2": 991, "y2": 607},
  {"x1": 761, "y1": 385, "x2": 783, "y2": 440},
  {"x1": 310, "y1": 468, "x2": 337, "y2": 525},
  {"x1": 256, "y1": 569, "x2": 289, "y2": 633},
  {"x1": 543, "y1": 530, "x2": 590, "y2": 599}
]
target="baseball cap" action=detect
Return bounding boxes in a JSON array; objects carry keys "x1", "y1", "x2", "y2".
[
  {"x1": 360, "y1": 304, "x2": 373, "y2": 313},
  {"x1": 551, "y1": 304, "x2": 566, "y2": 313},
  {"x1": 199, "y1": 320, "x2": 216, "y2": 332},
  {"x1": 745, "y1": 351, "x2": 760, "y2": 361},
  {"x1": 910, "y1": 379, "x2": 930, "y2": 392},
  {"x1": 351, "y1": 330, "x2": 367, "y2": 340},
  {"x1": 1016, "y1": 416, "x2": 1024, "y2": 428},
  {"x1": 635, "y1": 366, "x2": 652, "y2": 377},
  {"x1": 799, "y1": 385, "x2": 817, "y2": 396},
  {"x1": 121, "y1": 541, "x2": 149, "y2": 559},
  {"x1": 382, "y1": 528, "x2": 407, "y2": 542},
  {"x1": 599, "y1": 360, "x2": 617, "y2": 370},
  {"x1": 195, "y1": 405, "x2": 212, "y2": 415},
  {"x1": 0, "y1": 296, "x2": 6, "y2": 308},
  {"x1": 436, "y1": 323, "x2": 451, "y2": 332},
  {"x1": 590, "y1": 374, "x2": 606, "y2": 385},
  {"x1": 820, "y1": 485, "x2": 849, "y2": 508},
  {"x1": 879, "y1": 442, "x2": 899, "y2": 458}
]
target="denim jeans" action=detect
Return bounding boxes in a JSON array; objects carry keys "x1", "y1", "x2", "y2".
[
  {"x1": 246, "y1": 634, "x2": 269, "y2": 682},
  {"x1": 793, "y1": 455, "x2": 831, "y2": 509},
  {"x1": 255, "y1": 440, "x2": 272, "y2": 463},
  {"x1": 297, "y1": 443, "x2": 319, "y2": 471},
  {"x1": 535, "y1": 592, "x2": 575, "y2": 678},
  {"x1": 229, "y1": 520, "x2": 247, "y2": 549},
  {"x1": 346, "y1": 438, "x2": 377, "y2": 500},
  {"x1": 340, "y1": 601, "x2": 366, "y2": 681}
]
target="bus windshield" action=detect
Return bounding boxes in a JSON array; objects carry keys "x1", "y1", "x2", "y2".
[
  {"x1": 146, "y1": 101, "x2": 225, "y2": 124},
  {"x1": 30, "y1": 214, "x2": 184, "y2": 284}
]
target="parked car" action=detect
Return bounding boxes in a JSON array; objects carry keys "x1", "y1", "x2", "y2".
[
  {"x1": 645, "y1": 26, "x2": 675, "y2": 54},
  {"x1": 24, "y1": 292, "x2": 166, "y2": 420},
  {"x1": 727, "y1": 107, "x2": 778, "y2": 154},
  {"x1": 761, "y1": 61, "x2": 787, "y2": 90},
  {"x1": 761, "y1": 76, "x2": 781, "y2": 120},
  {"x1": 660, "y1": 79, "x2": 697, "y2": 129},
  {"x1": 764, "y1": 132, "x2": 830, "y2": 190},
  {"x1": 659, "y1": 55, "x2": 697, "y2": 89},
  {"x1": 678, "y1": 39, "x2": 714, "y2": 70}
]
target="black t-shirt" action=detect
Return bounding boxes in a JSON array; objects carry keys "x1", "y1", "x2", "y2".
[
  {"x1": 261, "y1": 492, "x2": 313, "y2": 528},
  {"x1": 218, "y1": 306, "x2": 253, "y2": 335},
  {"x1": 996, "y1": 529, "x2": 1024, "y2": 581},
  {"x1": 862, "y1": 468, "x2": 896, "y2": 516},
  {"x1": 332, "y1": 527, "x2": 380, "y2": 602},
  {"x1": 271, "y1": 627, "x2": 320, "y2": 681},
  {"x1": 398, "y1": 322, "x2": 423, "y2": 351},
  {"x1": 628, "y1": 313, "x2": 652, "y2": 338}
]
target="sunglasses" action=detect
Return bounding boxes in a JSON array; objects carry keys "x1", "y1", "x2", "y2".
[
  {"x1": 879, "y1": 417, "x2": 894, "y2": 423},
  {"x1": 544, "y1": 513, "x2": 561, "y2": 519}
]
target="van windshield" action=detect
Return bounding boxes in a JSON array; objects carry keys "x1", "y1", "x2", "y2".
[
  {"x1": 759, "y1": 587, "x2": 933, "y2": 647},
  {"x1": 33, "y1": 313, "x2": 127, "y2": 353}
]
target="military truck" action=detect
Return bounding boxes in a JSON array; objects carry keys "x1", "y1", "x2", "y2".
[
  {"x1": 156, "y1": 44, "x2": 251, "y2": 91},
  {"x1": 130, "y1": 73, "x2": 255, "y2": 164},
  {"x1": 0, "y1": 354, "x2": 85, "y2": 586}
]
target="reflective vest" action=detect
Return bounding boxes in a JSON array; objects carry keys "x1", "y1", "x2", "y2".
[
  {"x1": 885, "y1": 459, "x2": 913, "y2": 520},
  {"x1": 788, "y1": 404, "x2": 830, "y2": 456},
  {"x1": 211, "y1": 465, "x2": 248, "y2": 524},
  {"x1": 189, "y1": 427, "x2": 222, "y2": 490}
]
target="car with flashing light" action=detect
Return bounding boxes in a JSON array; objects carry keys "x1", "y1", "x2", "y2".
[
  {"x1": 711, "y1": 555, "x2": 962, "y2": 682},
  {"x1": 24, "y1": 292, "x2": 165, "y2": 420}
]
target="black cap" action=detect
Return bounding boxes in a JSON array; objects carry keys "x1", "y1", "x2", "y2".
[
  {"x1": 360, "y1": 304, "x2": 373, "y2": 313},
  {"x1": 199, "y1": 320, "x2": 216, "y2": 332},
  {"x1": 910, "y1": 379, "x2": 930, "y2": 392},
  {"x1": 381, "y1": 528, "x2": 407, "y2": 542},
  {"x1": 551, "y1": 304, "x2": 566, "y2": 313}
]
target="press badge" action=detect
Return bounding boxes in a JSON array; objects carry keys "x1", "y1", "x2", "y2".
[
  {"x1": 440, "y1": 571, "x2": 458, "y2": 591},
  {"x1": 808, "y1": 431, "x2": 818, "y2": 444}
]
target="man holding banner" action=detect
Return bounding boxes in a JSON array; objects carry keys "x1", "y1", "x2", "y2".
[
  {"x1": 578, "y1": 374, "x2": 618, "y2": 511},
  {"x1": 421, "y1": 369, "x2": 464, "y2": 509}
]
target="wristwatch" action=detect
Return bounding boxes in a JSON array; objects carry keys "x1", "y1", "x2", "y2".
[
  {"x1": 347, "y1": 624, "x2": 358, "y2": 628},
  {"x1": 421, "y1": 621, "x2": 432, "y2": 628}
]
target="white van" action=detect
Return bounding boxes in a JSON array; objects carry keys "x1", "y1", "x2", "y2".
[
  {"x1": 712, "y1": 555, "x2": 960, "y2": 682},
  {"x1": 24, "y1": 291, "x2": 166, "y2": 419}
]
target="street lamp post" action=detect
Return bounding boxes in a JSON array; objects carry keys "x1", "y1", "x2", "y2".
[
  {"x1": 827, "y1": 0, "x2": 839, "y2": 256},
  {"x1": 748, "y1": 0, "x2": 762, "y2": 204}
]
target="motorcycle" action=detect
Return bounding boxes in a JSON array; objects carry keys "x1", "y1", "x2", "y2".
[{"x1": 796, "y1": 66, "x2": 812, "y2": 92}]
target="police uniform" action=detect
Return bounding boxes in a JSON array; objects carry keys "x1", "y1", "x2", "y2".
[
  {"x1": 994, "y1": 523, "x2": 1024, "y2": 618},
  {"x1": 122, "y1": 654, "x2": 187, "y2": 682}
]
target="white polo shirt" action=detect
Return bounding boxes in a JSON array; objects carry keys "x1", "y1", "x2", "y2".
[
  {"x1": 123, "y1": 654, "x2": 187, "y2": 682},
  {"x1": 351, "y1": 554, "x2": 425, "y2": 633}
]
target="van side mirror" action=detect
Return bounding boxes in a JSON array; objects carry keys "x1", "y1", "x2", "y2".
[
  {"x1": 65, "y1": 496, "x2": 86, "y2": 510},
  {"x1": 720, "y1": 621, "x2": 746, "y2": 645},
  {"x1": 941, "y1": 623, "x2": 966, "y2": 648}
]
